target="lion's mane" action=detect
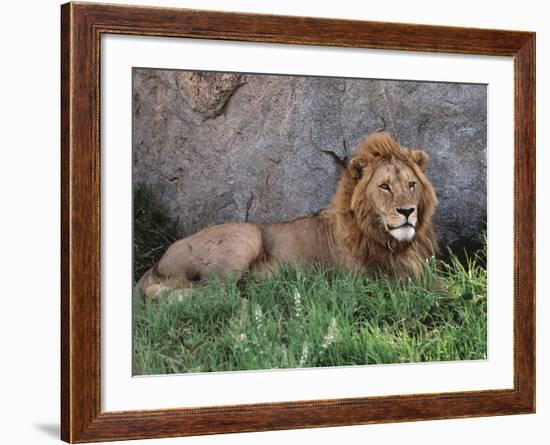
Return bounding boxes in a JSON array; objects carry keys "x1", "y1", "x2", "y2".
[{"x1": 326, "y1": 132, "x2": 439, "y2": 278}]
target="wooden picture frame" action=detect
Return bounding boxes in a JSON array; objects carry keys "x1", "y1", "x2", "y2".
[{"x1": 61, "y1": 2, "x2": 535, "y2": 442}]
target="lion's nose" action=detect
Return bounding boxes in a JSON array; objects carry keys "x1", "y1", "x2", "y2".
[{"x1": 396, "y1": 207, "x2": 415, "y2": 219}]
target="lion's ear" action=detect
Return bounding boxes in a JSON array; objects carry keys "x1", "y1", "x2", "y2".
[
  {"x1": 348, "y1": 156, "x2": 367, "y2": 180},
  {"x1": 412, "y1": 150, "x2": 429, "y2": 171}
]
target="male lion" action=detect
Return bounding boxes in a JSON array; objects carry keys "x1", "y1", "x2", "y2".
[{"x1": 138, "y1": 132, "x2": 438, "y2": 298}]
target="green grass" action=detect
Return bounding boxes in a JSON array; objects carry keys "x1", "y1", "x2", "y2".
[{"x1": 133, "y1": 242, "x2": 487, "y2": 375}]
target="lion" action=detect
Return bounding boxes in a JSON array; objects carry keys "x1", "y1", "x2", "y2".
[{"x1": 137, "y1": 132, "x2": 438, "y2": 299}]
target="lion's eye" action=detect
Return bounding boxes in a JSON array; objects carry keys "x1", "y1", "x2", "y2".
[
  {"x1": 379, "y1": 183, "x2": 390, "y2": 191},
  {"x1": 409, "y1": 181, "x2": 416, "y2": 189}
]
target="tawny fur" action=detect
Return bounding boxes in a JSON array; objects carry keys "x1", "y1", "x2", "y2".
[{"x1": 138, "y1": 132, "x2": 438, "y2": 299}]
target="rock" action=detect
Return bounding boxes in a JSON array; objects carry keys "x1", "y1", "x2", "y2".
[
  {"x1": 133, "y1": 69, "x2": 487, "y2": 255},
  {"x1": 176, "y1": 72, "x2": 244, "y2": 119}
]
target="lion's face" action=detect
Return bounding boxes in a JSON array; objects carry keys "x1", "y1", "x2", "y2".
[
  {"x1": 346, "y1": 134, "x2": 437, "y2": 246},
  {"x1": 365, "y1": 160, "x2": 423, "y2": 242}
]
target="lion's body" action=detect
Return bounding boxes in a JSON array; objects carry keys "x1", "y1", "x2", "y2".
[{"x1": 138, "y1": 133, "x2": 438, "y2": 299}]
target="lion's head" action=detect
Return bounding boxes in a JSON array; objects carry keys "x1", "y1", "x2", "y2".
[
  {"x1": 330, "y1": 133, "x2": 438, "y2": 271},
  {"x1": 346, "y1": 132, "x2": 437, "y2": 246}
]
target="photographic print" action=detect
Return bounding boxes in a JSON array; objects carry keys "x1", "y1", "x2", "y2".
[{"x1": 132, "y1": 68, "x2": 488, "y2": 375}]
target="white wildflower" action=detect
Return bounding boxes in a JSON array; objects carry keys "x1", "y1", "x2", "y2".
[
  {"x1": 293, "y1": 288, "x2": 302, "y2": 318},
  {"x1": 299, "y1": 343, "x2": 309, "y2": 367},
  {"x1": 254, "y1": 306, "x2": 263, "y2": 325},
  {"x1": 321, "y1": 318, "x2": 340, "y2": 350},
  {"x1": 238, "y1": 333, "x2": 247, "y2": 342},
  {"x1": 253, "y1": 306, "x2": 267, "y2": 337}
]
